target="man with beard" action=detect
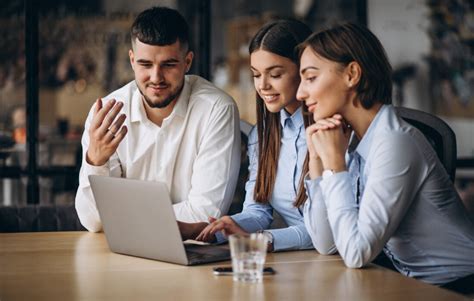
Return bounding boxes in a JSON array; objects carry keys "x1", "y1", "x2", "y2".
[{"x1": 75, "y1": 7, "x2": 240, "y2": 239}]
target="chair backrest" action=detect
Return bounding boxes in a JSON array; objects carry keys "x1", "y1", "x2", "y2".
[
  {"x1": 239, "y1": 119, "x2": 253, "y2": 137},
  {"x1": 228, "y1": 120, "x2": 253, "y2": 215},
  {"x1": 395, "y1": 106, "x2": 457, "y2": 182},
  {"x1": 0, "y1": 204, "x2": 86, "y2": 232}
]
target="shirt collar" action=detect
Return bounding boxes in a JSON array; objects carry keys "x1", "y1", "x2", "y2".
[
  {"x1": 280, "y1": 106, "x2": 304, "y2": 129},
  {"x1": 170, "y1": 76, "x2": 190, "y2": 119},
  {"x1": 130, "y1": 83, "x2": 146, "y2": 123},
  {"x1": 130, "y1": 77, "x2": 190, "y2": 124},
  {"x1": 353, "y1": 104, "x2": 389, "y2": 160}
]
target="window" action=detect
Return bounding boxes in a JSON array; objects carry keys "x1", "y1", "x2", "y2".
[{"x1": 0, "y1": 0, "x2": 366, "y2": 206}]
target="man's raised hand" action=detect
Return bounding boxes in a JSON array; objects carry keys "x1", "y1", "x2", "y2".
[{"x1": 86, "y1": 98, "x2": 128, "y2": 166}]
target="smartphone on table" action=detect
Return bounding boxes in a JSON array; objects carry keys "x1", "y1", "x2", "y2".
[{"x1": 213, "y1": 266, "x2": 276, "y2": 276}]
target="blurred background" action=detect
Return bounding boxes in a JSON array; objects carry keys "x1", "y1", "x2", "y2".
[{"x1": 0, "y1": 0, "x2": 472, "y2": 213}]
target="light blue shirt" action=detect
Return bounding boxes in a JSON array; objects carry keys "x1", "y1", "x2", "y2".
[
  {"x1": 217, "y1": 107, "x2": 313, "y2": 251},
  {"x1": 304, "y1": 105, "x2": 474, "y2": 285}
]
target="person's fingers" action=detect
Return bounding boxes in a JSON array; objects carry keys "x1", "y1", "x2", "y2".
[
  {"x1": 195, "y1": 226, "x2": 209, "y2": 241},
  {"x1": 312, "y1": 122, "x2": 334, "y2": 131},
  {"x1": 90, "y1": 100, "x2": 117, "y2": 138},
  {"x1": 98, "y1": 101, "x2": 124, "y2": 135},
  {"x1": 208, "y1": 221, "x2": 226, "y2": 235},
  {"x1": 306, "y1": 123, "x2": 320, "y2": 134},
  {"x1": 94, "y1": 98, "x2": 103, "y2": 114},
  {"x1": 197, "y1": 216, "x2": 235, "y2": 241},
  {"x1": 94, "y1": 99, "x2": 116, "y2": 129},
  {"x1": 199, "y1": 221, "x2": 225, "y2": 242},
  {"x1": 110, "y1": 125, "x2": 128, "y2": 146},
  {"x1": 311, "y1": 131, "x2": 322, "y2": 144},
  {"x1": 104, "y1": 114, "x2": 126, "y2": 143},
  {"x1": 306, "y1": 127, "x2": 319, "y2": 155},
  {"x1": 196, "y1": 221, "x2": 223, "y2": 241},
  {"x1": 196, "y1": 221, "x2": 217, "y2": 241},
  {"x1": 103, "y1": 128, "x2": 115, "y2": 143},
  {"x1": 325, "y1": 117, "x2": 342, "y2": 126},
  {"x1": 90, "y1": 99, "x2": 104, "y2": 130},
  {"x1": 316, "y1": 119, "x2": 339, "y2": 129},
  {"x1": 109, "y1": 114, "x2": 126, "y2": 134},
  {"x1": 196, "y1": 230, "x2": 212, "y2": 242},
  {"x1": 204, "y1": 224, "x2": 224, "y2": 241}
]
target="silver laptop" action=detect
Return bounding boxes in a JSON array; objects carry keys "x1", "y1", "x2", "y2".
[{"x1": 89, "y1": 175, "x2": 230, "y2": 265}]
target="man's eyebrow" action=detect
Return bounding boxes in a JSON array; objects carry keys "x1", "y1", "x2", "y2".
[
  {"x1": 136, "y1": 59, "x2": 152, "y2": 64},
  {"x1": 160, "y1": 58, "x2": 180, "y2": 64},
  {"x1": 135, "y1": 58, "x2": 181, "y2": 64}
]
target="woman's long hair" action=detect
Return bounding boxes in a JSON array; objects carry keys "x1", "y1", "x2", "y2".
[{"x1": 249, "y1": 19, "x2": 311, "y2": 207}]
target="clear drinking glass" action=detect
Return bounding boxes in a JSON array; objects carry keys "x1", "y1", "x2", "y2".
[{"x1": 228, "y1": 233, "x2": 268, "y2": 283}]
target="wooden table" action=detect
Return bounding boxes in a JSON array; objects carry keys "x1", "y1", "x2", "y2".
[{"x1": 0, "y1": 232, "x2": 469, "y2": 300}]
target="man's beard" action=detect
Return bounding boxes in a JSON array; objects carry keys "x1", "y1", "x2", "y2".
[{"x1": 138, "y1": 80, "x2": 185, "y2": 109}]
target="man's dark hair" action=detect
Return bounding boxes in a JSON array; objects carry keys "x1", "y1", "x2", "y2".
[{"x1": 130, "y1": 6, "x2": 190, "y2": 51}]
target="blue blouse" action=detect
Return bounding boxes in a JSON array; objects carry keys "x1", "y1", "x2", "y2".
[
  {"x1": 304, "y1": 105, "x2": 474, "y2": 284},
  {"x1": 217, "y1": 106, "x2": 313, "y2": 251}
]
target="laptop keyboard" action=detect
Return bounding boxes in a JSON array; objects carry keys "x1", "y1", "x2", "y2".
[
  {"x1": 186, "y1": 250, "x2": 215, "y2": 261},
  {"x1": 185, "y1": 245, "x2": 230, "y2": 264}
]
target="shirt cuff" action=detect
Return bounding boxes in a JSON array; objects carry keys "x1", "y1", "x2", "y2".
[
  {"x1": 230, "y1": 214, "x2": 266, "y2": 233},
  {"x1": 268, "y1": 229, "x2": 286, "y2": 251},
  {"x1": 83, "y1": 160, "x2": 110, "y2": 176}
]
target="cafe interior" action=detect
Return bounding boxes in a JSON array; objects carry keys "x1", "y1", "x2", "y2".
[{"x1": 0, "y1": 0, "x2": 473, "y2": 300}]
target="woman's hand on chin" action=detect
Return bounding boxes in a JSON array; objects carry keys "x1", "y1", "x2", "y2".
[{"x1": 310, "y1": 114, "x2": 351, "y2": 172}]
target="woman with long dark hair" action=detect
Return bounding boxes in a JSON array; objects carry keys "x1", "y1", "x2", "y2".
[{"x1": 195, "y1": 19, "x2": 316, "y2": 251}]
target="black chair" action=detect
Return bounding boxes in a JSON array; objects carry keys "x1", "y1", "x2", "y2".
[
  {"x1": 395, "y1": 106, "x2": 457, "y2": 182},
  {"x1": 228, "y1": 120, "x2": 252, "y2": 215}
]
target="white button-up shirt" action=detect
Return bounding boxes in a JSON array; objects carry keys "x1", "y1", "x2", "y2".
[{"x1": 75, "y1": 75, "x2": 241, "y2": 232}]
